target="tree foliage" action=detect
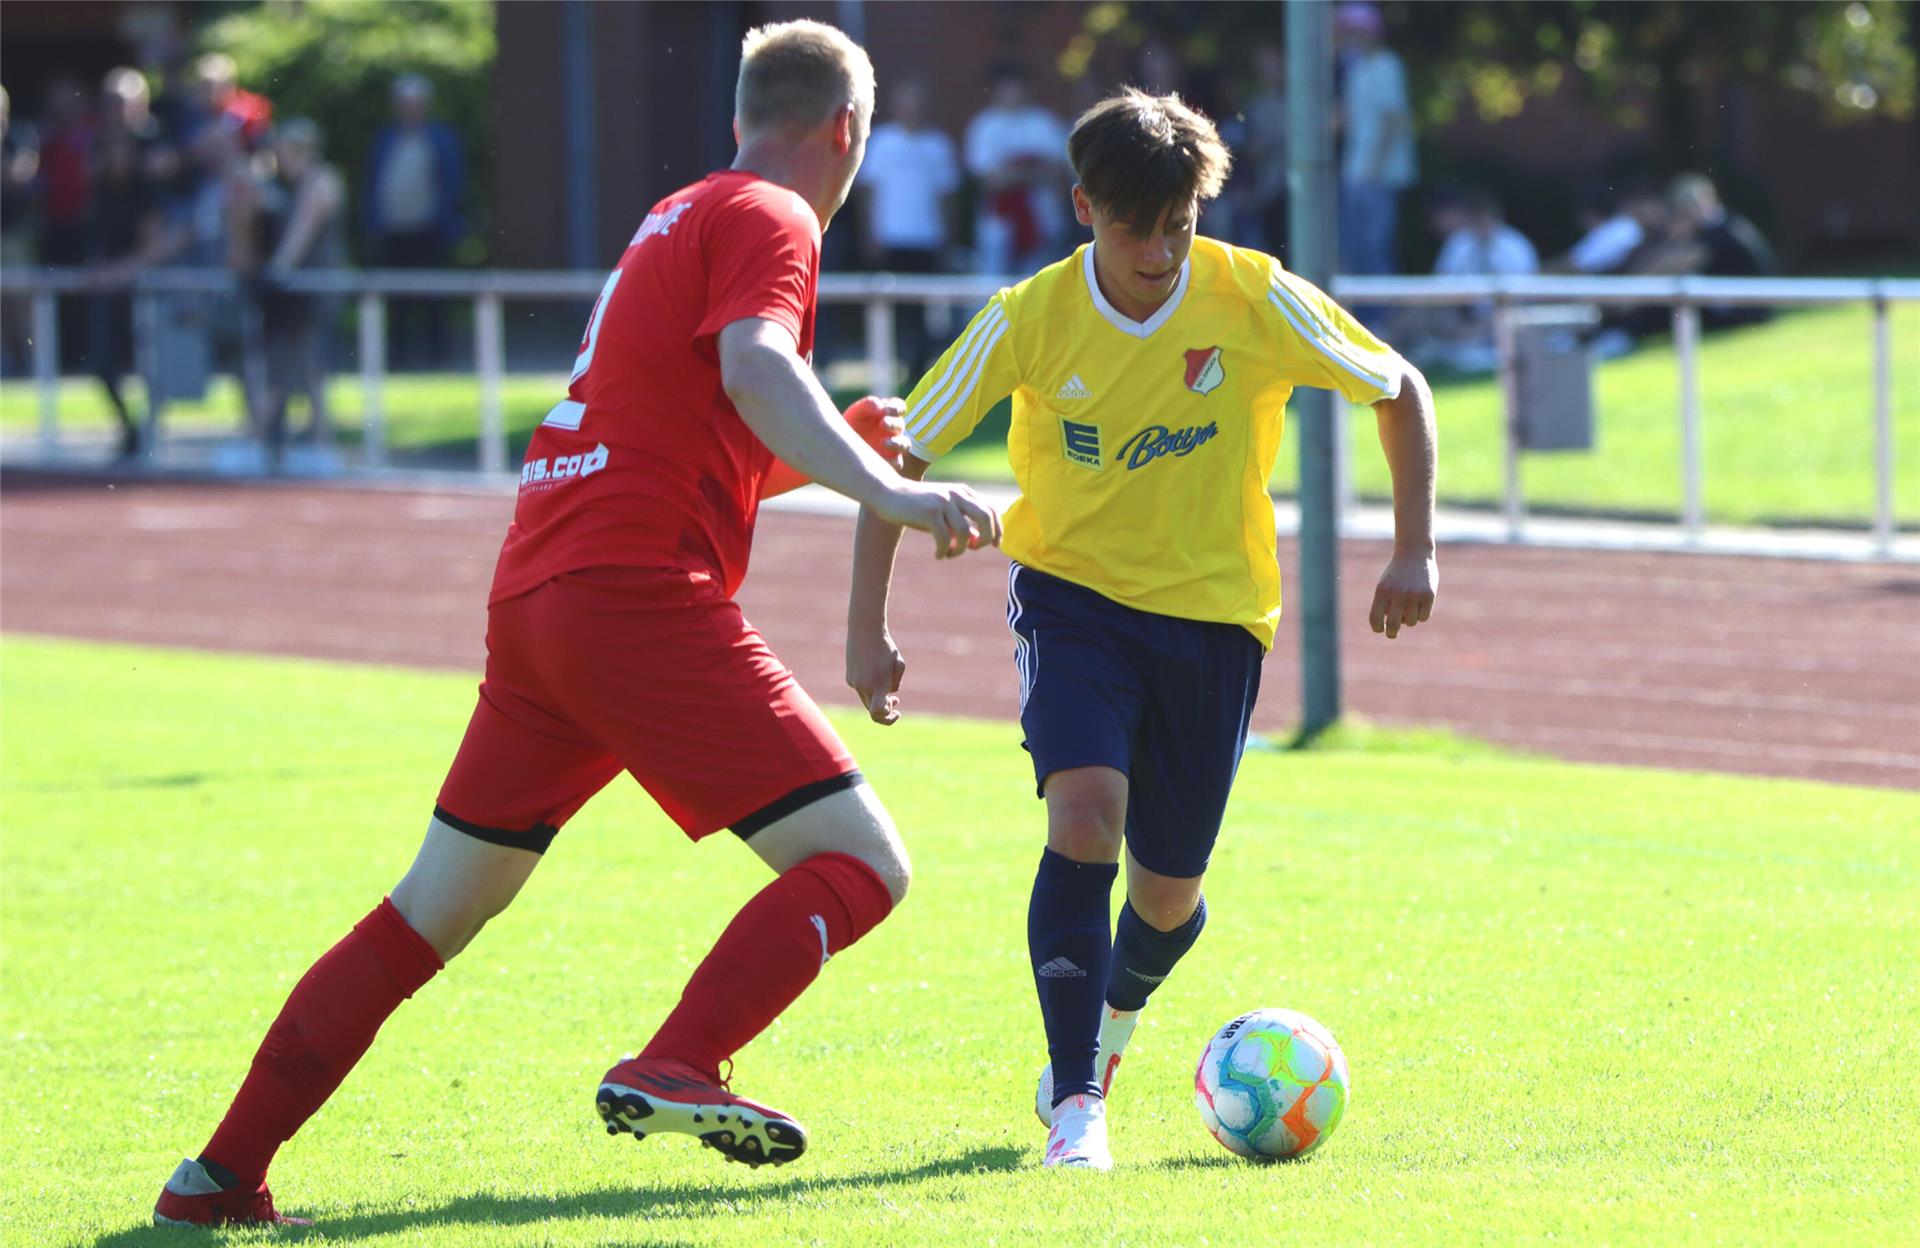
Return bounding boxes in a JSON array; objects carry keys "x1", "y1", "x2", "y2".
[
  {"x1": 198, "y1": 0, "x2": 497, "y2": 263},
  {"x1": 1067, "y1": 1, "x2": 1915, "y2": 151}
]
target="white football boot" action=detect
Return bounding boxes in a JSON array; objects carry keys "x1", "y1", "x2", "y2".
[
  {"x1": 1034, "y1": 1005, "x2": 1141, "y2": 1126},
  {"x1": 1043, "y1": 1093, "x2": 1113, "y2": 1170}
]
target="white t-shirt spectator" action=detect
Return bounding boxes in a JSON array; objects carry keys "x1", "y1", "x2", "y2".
[
  {"x1": 1435, "y1": 224, "x2": 1540, "y2": 277},
  {"x1": 963, "y1": 105, "x2": 1066, "y2": 179},
  {"x1": 1567, "y1": 214, "x2": 1644, "y2": 274},
  {"x1": 1341, "y1": 48, "x2": 1416, "y2": 189},
  {"x1": 858, "y1": 122, "x2": 960, "y2": 251}
]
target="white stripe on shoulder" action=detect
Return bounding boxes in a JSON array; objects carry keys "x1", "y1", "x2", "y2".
[
  {"x1": 1268, "y1": 270, "x2": 1391, "y2": 381},
  {"x1": 1266, "y1": 274, "x2": 1396, "y2": 394},
  {"x1": 906, "y1": 302, "x2": 1008, "y2": 441},
  {"x1": 909, "y1": 315, "x2": 1011, "y2": 446}
]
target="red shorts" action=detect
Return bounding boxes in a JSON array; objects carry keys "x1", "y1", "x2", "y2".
[{"x1": 435, "y1": 566, "x2": 857, "y2": 848}]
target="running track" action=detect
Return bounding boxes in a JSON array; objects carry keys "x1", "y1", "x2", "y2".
[{"x1": 3, "y1": 470, "x2": 1916, "y2": 790}]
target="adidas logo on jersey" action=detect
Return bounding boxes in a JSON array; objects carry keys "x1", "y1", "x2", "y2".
[
  {"x1": 1055, "y1": 374, "x2": 1092, "y2": 401},
  {"x1": 1037, "y1": 957, "x2": 1089, "y2": 978}
]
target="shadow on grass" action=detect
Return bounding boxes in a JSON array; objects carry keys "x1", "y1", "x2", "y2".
[
  {"x1": 1145, "y1": 1150, "x2": 1311, "y2": 1172},
  {"x1": 91, "y1": 1145, "x2": 1024, "y2": 1247},
  {"x1": 8, "y1": 767, "x2": 322, "y2": 795}
]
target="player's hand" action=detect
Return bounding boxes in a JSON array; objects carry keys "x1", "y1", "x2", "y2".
[
  {"x1": 874, "y1": 480, "x2": 1002, "y2": 559},
  {"x1": 1369, "y1": 548, "x2": 1437, "y2": 640},
  {"x1": 844, "y1": 395, "x2": 910, "y2": 470},
  {"x1": 846, "y1": 628, "x2": 908, "y2": 725}
]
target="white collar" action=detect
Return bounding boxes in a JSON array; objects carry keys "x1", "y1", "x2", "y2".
[{"x1": 1081, "y1": 244, "x2": 1191, "y2": 339}]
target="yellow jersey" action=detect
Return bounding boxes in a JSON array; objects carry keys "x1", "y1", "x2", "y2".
[{"x1": 903, "y1": 236, "x2": 1407, "y2": 649}]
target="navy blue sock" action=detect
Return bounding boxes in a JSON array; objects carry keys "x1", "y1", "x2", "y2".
[
  {"x1": 1028, "y1": 847, "x2": 1118, "y2": 1104},
  {"x1": 1106, "y1": 895, "x2": 1207, "y2": 1013}
]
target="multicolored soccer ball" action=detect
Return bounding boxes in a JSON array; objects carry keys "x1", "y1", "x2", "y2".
[{"x1": 1194, "y1": 1008, "x2": 1350, "y2": 1160}]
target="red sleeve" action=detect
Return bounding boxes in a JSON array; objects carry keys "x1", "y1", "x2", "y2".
[{"x1": 694, "y1": 185, "x2": 820, "y2": 349}]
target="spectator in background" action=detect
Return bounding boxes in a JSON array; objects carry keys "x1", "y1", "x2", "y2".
[
  {"x1": 100, "y1": 67, "x2": 162, "y2": 150},
  {"x1": 84, "y1": 124, "x2": 164, "y2": 457},
  {"x1": 1667, "y1": 175, "x2": 1774, "y2": 274},
  {"x1": 234, "y1": 119, "x2": 346, "y2": 466},
  {"x1": 149, "y1": 53, "x2": 200, "y2": 152},
  {"x1": 857, "y1": 78, "x2": 959, "y2": 380},
  {"x1": 365, "y1": 74, "x2": 465, "y2": 369},
  {"x1": 37, "y1": 77, "x2": 95, "y2": 370},
  {"x1": 965, "y1": 62, "x2": 1069, "y2": 275},
  {"x1": 1334, "y1": 2, "x2": 1415, "y2": 277},
  {"x1": 1396, "y1": 188, "x2": 1537, "y2": 374},
  {"x1": 1594, "y1": 173, "x2": 1776, "y2": 355},
  {"x1": 1235, "y1": 43, "x2": 1289, "y2": 254},
  {"x1": 1432, "y1": 188, "x2": 1539, "y2": 280},
  {"x1": 194, "y1": 53, "x2": 272, "y2": 150},
  {"x1": 1, "y1": 85, "x2": 41, "y2": 375},
  {"x1": 1553, "y1": 180, "x2": 1664, "y2": 275}
]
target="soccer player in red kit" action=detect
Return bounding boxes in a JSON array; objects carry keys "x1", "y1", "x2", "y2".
[{"x1": 154, "y1": 20, "x2": 1000, "y2": 1228}]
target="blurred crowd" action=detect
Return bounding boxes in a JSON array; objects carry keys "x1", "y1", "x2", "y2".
[
  {"x1": 2, "y1": 0, "x2": 1791, "y2": 464},
  {"x1": 0, "y1": 57, "x2": 464, "y2": 461},
  {"x1": 854, "y1": 1, "x2": 1778, "y2": 377}
]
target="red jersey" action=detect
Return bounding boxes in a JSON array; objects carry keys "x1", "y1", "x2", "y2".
[{"x1": 490, "y1": 171, "x2": 821, "y2": 605}]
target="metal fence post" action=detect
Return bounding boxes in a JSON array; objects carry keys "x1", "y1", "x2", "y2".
[
  {"x1": 864, "y1": 287, "x2": 897, "y2": 397},
  {"x1": 1493, "y1": 296, "x2": 1524, "y2": 540},
  {"x1": 1872, "y1": 293, "x2": 1894, "y2": 557},
  {"x1": 359, "y1": 293, "x2": 388, "y2": 468},
  {"x1": 1674, "y1": 300, "x2": 1704, "y2": 542},
  {"x1": 31, "y1": 290, "x2": 58, "y2": 453},
  {"x1": 475, "y1": 292, "x2": 507, "y2": 475}
]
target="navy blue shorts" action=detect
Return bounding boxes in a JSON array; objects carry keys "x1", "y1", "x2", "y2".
[{"x1": 1006, "y1": 562, "x2": 1264, "y2": 878}]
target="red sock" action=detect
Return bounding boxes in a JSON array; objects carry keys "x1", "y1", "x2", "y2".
[
  {"x1": 201, "y1": 898, "x2": 443, "y2": 1187},
  {"x1": 642, "y1": 852, "x2": 894, "y2": 1079}
]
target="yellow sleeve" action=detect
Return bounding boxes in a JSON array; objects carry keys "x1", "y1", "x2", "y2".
[
  {"x1": 902, "y1": 291, "x2": 1020, "y2": 461},
  {"x1": 1262, "y1": 264, "x2": 1407, "y2": 405}
]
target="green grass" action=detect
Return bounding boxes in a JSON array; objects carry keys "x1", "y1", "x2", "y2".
[
  {"x1": 2, "y1": 635, "x2": 1916, "y2": 1245},
  {"x1": 933, "y1": 303, "x2": 1920, "y2": 527},
  {"x1": 0, "y1": 372, "x2": 576, "y2": 468}
]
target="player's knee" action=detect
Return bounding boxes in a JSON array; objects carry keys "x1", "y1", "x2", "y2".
[
  {"x1": 1130, "y1": 880, "x2": 1202, "y2": 932},
  {"x1": 1045, "y1": 794, "x2": 1125, "y2": 863}
]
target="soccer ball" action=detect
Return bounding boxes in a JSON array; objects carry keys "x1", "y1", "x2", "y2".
[{"x1": 1194, "y1": 1008, "x2": 1349, "y2": 1160}]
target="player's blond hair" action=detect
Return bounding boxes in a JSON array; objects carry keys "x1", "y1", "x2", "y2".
[
  {"x1": 1069, "y1": 89, "x2": 1232, "y2": 233},
  {"x1": 736, "y1": 20, "x2": 874, "y2": 135}
]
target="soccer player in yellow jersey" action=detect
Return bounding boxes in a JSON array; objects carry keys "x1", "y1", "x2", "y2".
[{"x1": 847, "y1": 89, "x2": 1438, "y2": 1169}]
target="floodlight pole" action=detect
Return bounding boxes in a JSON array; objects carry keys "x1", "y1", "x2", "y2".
[{"x1": 1287, "y1": 0, "x2": 1341, "y2": 738}]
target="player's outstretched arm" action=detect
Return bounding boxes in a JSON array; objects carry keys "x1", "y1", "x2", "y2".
[
  {"x1": 1370, "y1": 362, "x2": 1439, "y2": 640},
  {"x1": 761, "y1": 397, "x2": 910, "y2": 500},
  {"x1": 719, "y1": 317, "x2": 1001, "y2": 558},
  {"x1": 846, "y1": 452, "x2": 932, "y2": 725}
]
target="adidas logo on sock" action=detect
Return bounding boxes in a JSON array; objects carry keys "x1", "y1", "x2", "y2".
[
  {"x1": 1055, "y1": 374, "x2": 1092, "y2": 400},
  {"x1": 1037, "y1": 957, "x2": 1088, "y2": 978}
]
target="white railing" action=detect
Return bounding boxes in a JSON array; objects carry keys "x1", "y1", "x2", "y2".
[{"x1": 5, "y1": 267, "x2": 1914, "y2": 556}]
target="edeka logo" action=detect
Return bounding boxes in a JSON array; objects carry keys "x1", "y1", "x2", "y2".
[
  {"x1": 520, "y1": 442, "x2": 610, "y2": 488},
  {"x1": 1116, "y1": 422, "x2": 1219, "y2": 470},
  {"x1": 1060, "y1": 417, "x2": 1103, "y2": 471}
]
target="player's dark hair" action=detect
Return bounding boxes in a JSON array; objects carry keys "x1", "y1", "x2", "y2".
[{"x1": 1068, "y1": 89, "x2": 1232, "y2": 234}]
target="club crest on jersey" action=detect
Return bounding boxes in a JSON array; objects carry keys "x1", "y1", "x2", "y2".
[
  {"x1": 1184, "y1": 346, "x2": 1225, "y2": 395},
  {"x1": 1060, "y1": 417, "x2": 1103, "y2": 471}
]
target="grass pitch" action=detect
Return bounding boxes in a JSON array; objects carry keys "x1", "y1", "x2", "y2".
[{"x1": 1, "y1": 635, "x2": 1916, "y2": 1246}]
